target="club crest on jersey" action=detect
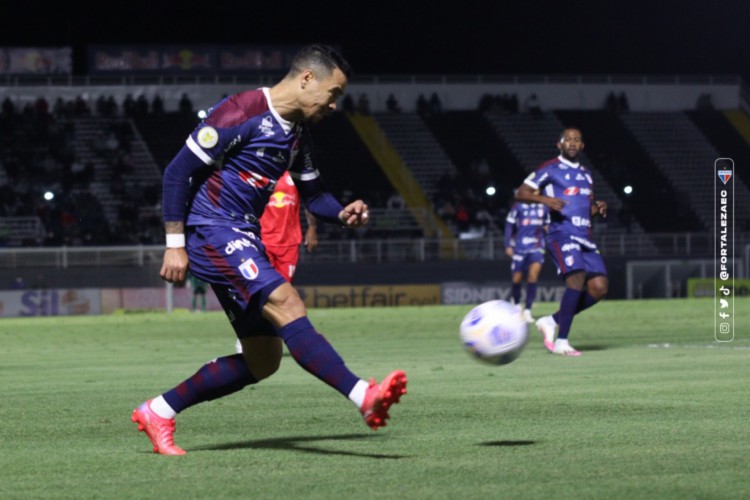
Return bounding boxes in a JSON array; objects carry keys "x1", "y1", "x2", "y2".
[
  {"x1": 565, "y1": 255, "x2": 575, "y2": 267},
  {"x1": 197, "y1": 126, "x2": 218, "y2": 148},
  {"x1": 238, "y1": 258, "x2": 259, "y2": 280}
]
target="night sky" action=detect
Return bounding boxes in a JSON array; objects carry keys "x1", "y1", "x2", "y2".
[{"x1": 2, "y1": 1, "x2": 749, "y2": 77}]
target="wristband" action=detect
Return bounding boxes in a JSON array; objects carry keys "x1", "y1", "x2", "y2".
[{"x1": 166, "y1": 234, "x2": 186, "y2": 248}]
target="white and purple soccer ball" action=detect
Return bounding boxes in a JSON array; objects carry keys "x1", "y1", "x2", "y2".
[{"x1": 460, "y1": 300, "x2": 529, "y2": 365}]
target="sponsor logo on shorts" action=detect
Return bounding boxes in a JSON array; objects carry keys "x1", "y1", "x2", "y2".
[{"x1": 225, "y1": 238, "x2": 254, "y2": 255}]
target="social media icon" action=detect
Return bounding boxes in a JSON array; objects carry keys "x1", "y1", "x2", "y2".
[
  {"x1": 720, "y1": 298, "x2": 729, "y2": 308},
  {"x1": 719, "y1": 286, "x2": 730, "y2": 296},
  {"x1": 719, "y1": 323, "x2": 730, "y2": 334},
  {"x1": 719, "y1": 312, "x2": 730, "y2": 319}
]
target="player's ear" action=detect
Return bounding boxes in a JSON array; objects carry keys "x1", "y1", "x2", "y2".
[{"x1": 300, "y1": 70, "x2": 314, "y2": 90}]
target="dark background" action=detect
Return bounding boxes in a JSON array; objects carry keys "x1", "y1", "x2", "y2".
[{"x1": 2, "y1": 1, "x2": 749, "y2": 76}]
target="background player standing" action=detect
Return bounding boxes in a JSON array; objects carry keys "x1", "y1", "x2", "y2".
[
  {"x1": 504, "y1": 198, "x2": 549, "y2": 323},
  {"x1": 514, "y1": 127, "x2": 608, "y2": 356},
  {"x1": 131, "y1": 44, "x2": 407, "y2": 455}
]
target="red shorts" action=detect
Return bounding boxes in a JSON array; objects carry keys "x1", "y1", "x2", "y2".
[{"x1": 265, "y1": 244, "x2": 300, "y2": 283}]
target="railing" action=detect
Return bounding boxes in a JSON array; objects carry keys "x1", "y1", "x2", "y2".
[{"x1": 0, "y1": 232, "x2": 747, "y2": 269}]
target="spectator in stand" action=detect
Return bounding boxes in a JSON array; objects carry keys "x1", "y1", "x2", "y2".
[
  {"x1": 178, "y1": 93, "x2": 194, "y2": 115},
  {"x1": 386, "y1": 93, "x2": 401, "y2": 114},
  {"x1": 356, "y1": 93, "x2": 370, "y2": 114}
]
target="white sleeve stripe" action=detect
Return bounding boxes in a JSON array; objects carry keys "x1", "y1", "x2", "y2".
[
  {"x1": 524, "y1": 179, "x2": 539, "y2": 190},
  {"x1": 290, "y1": 169, "x2": 321, "y2": 181},
  {"x1": 186, "y1": 135, "x2": 215, "y2": 165}
]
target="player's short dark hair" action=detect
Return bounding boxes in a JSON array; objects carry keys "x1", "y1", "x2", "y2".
[
  {"x1": 559, "y1": 127, "x2": 583, "y2": 142},
  {"x1": 289, "y1": 44, "x2": 352, "y2": 79}
]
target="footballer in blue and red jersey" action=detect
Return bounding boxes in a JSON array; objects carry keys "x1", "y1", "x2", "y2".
[
  {"x1": 504, "y1": 201, "x2": 549, "y2": 321},
  {"x1": 162, "y1": 87, "x2": 345, "y2": 325},
  {"x1": 504, "y1": 201, "x2": 549, "y2": 274},
  {"x1": 514, "y1": 127, "x2": 609, "y2": 356},
  {"x1": 132, "y1": 46, "x2": 406, "y2": 457}
]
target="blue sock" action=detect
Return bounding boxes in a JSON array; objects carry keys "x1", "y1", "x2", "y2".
[
  {"x1": 553, "y1": 288, "x2": 583, "y2": 340},
  {"x1": 163, "y1": 354, "x2": 257, "y2": 413},
  {"x1": 278, "y1": 317, "x2": 360, "y2": 397},
  {"x1": 511, "y1": 283, "x2": 522, "y2": 305},
  {"x1": 575, "y1": 291, "x2": 598, "y2": 314},
  {"x1": 525, "y1": 283, "x2": 537, "y2": 310}
]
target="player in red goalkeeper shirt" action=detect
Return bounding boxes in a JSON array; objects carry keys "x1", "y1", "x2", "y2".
[{"x1": 261, "y1": 170, "x2": 318, "y2": 282}]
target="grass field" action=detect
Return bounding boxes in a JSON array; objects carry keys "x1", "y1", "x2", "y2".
[{"x1": 1, "y1": 299, "x2": 748, "y2": 499}]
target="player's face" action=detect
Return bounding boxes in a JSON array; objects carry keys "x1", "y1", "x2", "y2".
[
  {"x1": 300, "y1": 67, "x2": 348, "y2": 123},
  {"x1": 557, "y1": 129, "x2": 584, "y2": 161}
]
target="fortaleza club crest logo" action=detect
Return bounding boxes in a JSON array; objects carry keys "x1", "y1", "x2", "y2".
[{"x1": 717, "y1": 170, "x2": 732, "y2": 185}]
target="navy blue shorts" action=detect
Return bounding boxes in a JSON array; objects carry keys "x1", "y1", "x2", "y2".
[
  {"x1": 546, "y1": 233, "x2": 607, "y2": 278},
  {"x1": 187, "y1": 225, "x2": 287, "y2": 338},
  {"x1": 510, "y1": 250, "x2": 545, "y2": 274}
]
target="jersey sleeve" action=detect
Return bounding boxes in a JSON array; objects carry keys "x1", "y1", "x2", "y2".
[
  {"x1": 523, "y1": 167, "x2": 549, "y2": 191},
  {"x1": 504, "y1": 205, "x2": 517, "y2": 247}
]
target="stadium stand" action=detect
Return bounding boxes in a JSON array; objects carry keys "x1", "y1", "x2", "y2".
[{"x1": 619, "y1": 112, "x2": 750, "y2": 231}]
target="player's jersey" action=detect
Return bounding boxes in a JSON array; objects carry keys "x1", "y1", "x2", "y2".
[
  {"x1": 260, "y1": 171, "x2": 302, "y2": 247},
  {"x1": 504, "y1": 202, "x2": 549, "y2": 253},
  {"x1": 523, "y1": 155, "x2": 594, "y2": 242},
  {"x1": 176, "y1": 88, "x2": 333, "y2": 233}
]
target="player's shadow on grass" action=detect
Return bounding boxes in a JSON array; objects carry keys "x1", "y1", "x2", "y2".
[
  {"x1": 572, "y1": 344, "x2": 610, "y2": 351},
  {"x1": 194, "y1": 433, "x2": 407, "y2": 459},
  {"x1": 478, "y1": 440, "x2": 536, "y2": 447}
]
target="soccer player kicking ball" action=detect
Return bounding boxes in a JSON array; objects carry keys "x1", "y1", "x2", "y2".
[
  {"x1": 514, "y1": 127, "x2": 608, "y2": 356},
  {"x1": 131, "y1": 44, "x2": 407, "y2": 455}
]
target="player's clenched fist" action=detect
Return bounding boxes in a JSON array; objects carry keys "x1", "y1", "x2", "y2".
[{"x1": 338, "y1": 200, "x2": 370, "y2": 227}]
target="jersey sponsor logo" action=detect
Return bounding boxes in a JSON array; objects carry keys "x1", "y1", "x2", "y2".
[
  {"x1": 197, "y1": 126, "x2": 219, "y2": 148},
  {"x1": 521, "y1": 236, "x2": 539, "y2": 245},
  {"x1": 571, "y1": 216, "x2": 591, "y2": 227},
  {"x1": 561, "y1": 242, "x2": 581, "y2": 252},
  {"x1": 563, "y1": 187, "x2": 579, "y2": 196},
  {"x1": 239, "y1": 170, "x2": 272, "y2": 189},
  {"x1": 259, "y1": 116, "x2": 275, "y2": 137},
  {"x1": 267, "y1": 191, "x2": 297, "y2": 208},
  {"x1": 238, "y1": 258, "x2": 260, "y2": 280},
  {"x1": 225, "y1": 238, "x2": 254, "y2": 255}
]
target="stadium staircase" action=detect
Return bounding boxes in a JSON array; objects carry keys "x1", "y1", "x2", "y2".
[
  {"x1": 347, "y1": 112, "x2": 453, "y2": 239},
  {"x1": 484, "y1": 112, "x2": 657, "y2": 255},
  {"x1": 619, "y1": 112, "x2": 750, "y2": 230},
  {"x1": 422, "y1": 110, "x2": 528, "y2": 204},
  {"x1": 72, "y1": 117, "x2": 163, "y2": 230}
]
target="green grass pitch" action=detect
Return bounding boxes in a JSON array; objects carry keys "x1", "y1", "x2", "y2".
[{"x1": 0, "y1": 299, "x2": 748, "y2": 499}]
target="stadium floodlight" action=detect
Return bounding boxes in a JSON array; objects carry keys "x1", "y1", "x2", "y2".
[
  {"x1": 485, "y1": 186, "x2": 496, "y2": 196},
  {"x1": 43, "y1": 191, "x2": 54, "y2": 201},
  {"x1": 623, "y1": 185, "x2": 633, "y2": 195}
]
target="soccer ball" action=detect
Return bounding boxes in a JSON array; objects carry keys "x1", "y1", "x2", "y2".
[{"x1": 459, "y1": 300, "x2": 529, "y2": 365}]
